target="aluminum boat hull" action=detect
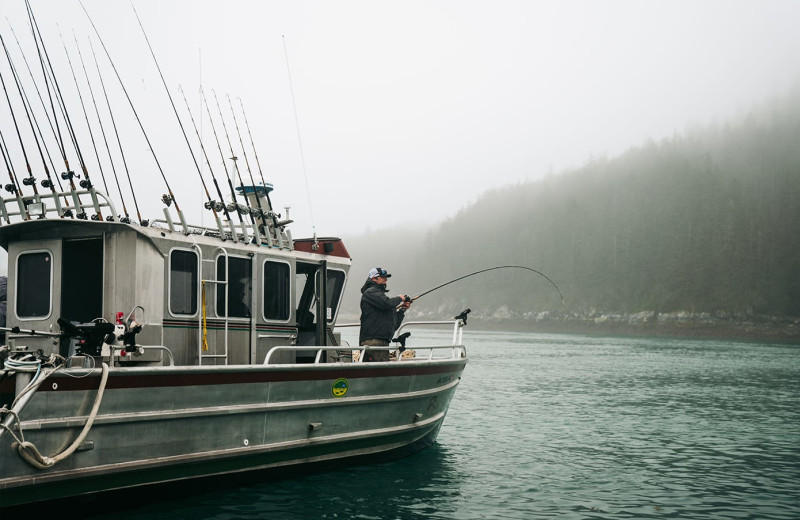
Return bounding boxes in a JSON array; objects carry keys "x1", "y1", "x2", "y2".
[{"x1": 0, "y1": 358, "x2": 466, "y2": 507}]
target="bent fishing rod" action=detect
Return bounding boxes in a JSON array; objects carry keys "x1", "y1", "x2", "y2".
[{"x1": 406, "y1": 265, "x2": 565, "y2": 307}]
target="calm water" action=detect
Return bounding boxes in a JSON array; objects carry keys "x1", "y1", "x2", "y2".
[{"x1": 82, "y1": 330, "x2": 799, "y2": 519}]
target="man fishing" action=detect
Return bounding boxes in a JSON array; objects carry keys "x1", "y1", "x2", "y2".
[{"x1": 359, "y1": 267, "x2": 412, "y2": 362}]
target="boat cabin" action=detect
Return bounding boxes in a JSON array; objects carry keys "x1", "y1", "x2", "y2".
[{"x1": 0, "y1": 187, "x2": 350, "y2": 367}]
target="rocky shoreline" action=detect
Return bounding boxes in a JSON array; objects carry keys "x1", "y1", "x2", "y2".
[{"x1": 389, "y1": 309, "x2": 800, "y2": 343}]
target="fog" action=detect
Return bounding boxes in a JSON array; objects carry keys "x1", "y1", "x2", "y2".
[{"x1": 1, "y1": 0, "x2": 799, "y2": 240}]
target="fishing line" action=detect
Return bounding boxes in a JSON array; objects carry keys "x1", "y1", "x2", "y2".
[
  {"x1": 411, "y1": 265, "x2": 565, "y2": 307},
  {"x1": 282, "y1": 35, "x2": 316, "y2": 238}
]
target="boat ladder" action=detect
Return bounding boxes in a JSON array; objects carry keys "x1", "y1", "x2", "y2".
[{"x1": 196, "y1": 245, "x2": 229, "y2": 365}]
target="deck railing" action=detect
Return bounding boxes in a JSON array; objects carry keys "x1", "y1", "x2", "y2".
[{"x1": 263, "y1": 318, "x2": 468, "y2": 365}]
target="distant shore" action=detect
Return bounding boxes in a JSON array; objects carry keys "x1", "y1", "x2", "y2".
[
  {"x1": 464, "y1": 318, "x2": 800, "y2": 343},
  {"x1": 340, "y1": 310, "x2": 800, "y2": 343}
]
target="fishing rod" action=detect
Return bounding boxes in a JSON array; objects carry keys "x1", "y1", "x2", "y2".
[
  {"x1": 237, "y1": 96, "x2": 283, "y2": 238},
  {"x1": 227, "y1": 93, "x2": 267, "y2": 237},
  {"x1": 88, "y1": 38, "x2": 134, "y2": 223},
  {"x1": 212, "y1": 88, "x2": 261, "y2": 244},
  {"x1": 5, "y1": 20, "x2": 67, "y2": 194},
  {"x1": 178, "y1": 84, "x2": 236, "y2": 239},
  {"x1": 408, "y1": 265, "x2": 565, "y2": 306},
  {"x1": 58, "y1": 26, "x2": 108, "y2": 220},
  {"x1": 74, "y1": 31, "x2": 125, "y2": 221},
  {"x1": 1, "y1": 32, "x2": 65, "y2": 214},
  {"x1": 81, "y1": 0, "x2": 181, "y2": 229},
  {"x1": 0, "y1": 41, "x2": 40, "y2": 208},
  {"x1": 201, "y1": 86, "x2": 247, "y2": 242},
  {"x1": 130, "y1": 3, "x2": 224, "y2": 237},
  {"x1": 0, "y1": 130, "x2": 26, "y2": 222},
  {"x1": 26, "y1": 1, "x2": 86, "y2": 216},
  {"x1": 0, "y1": 136, "x2": 13, "y2": 223}
]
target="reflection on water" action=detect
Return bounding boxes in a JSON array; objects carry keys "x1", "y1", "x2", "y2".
[
  {"x1": 81, "y1": 332, "x2": 799, "y2": 519},
  {"x1": 82, "y1": 445, "x2": 465, "y2": 520}
]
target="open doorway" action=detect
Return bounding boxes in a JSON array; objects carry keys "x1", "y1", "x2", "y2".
[{"x1": 61, "y1": 238, "x2": 103, "y2": 324}]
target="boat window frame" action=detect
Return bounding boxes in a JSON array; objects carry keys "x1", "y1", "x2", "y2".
[
  {"x1": 262, "y1": 258, "x2": 292, "y2": 323},
  {"x1": 14, "y1": 249, "x2": 54, "y2": 321},
  {"x1": 214, "y1": 253, "x2": 253, "y2": 320},
  {"x1": 167, "y1": 247, "x2": 199, "y2": 318},
  {"x1": 325, "y1": 268, "x2": 347, "y2": 323}
]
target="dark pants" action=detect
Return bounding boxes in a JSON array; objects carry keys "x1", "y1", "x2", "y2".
[{"x1": 360, "y1": 339, "x2": 390, "y2": 362}]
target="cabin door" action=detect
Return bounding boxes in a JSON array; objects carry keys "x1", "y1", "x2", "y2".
[
  {"x1": 295, "y1": 261, "x2": 328, "y2": 355},
  {"x1": 60, "y1": 238, "x2": 104, "y2": 324}
]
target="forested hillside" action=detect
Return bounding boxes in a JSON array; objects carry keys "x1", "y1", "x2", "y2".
[{"x1": 340, "y1": 88, "x2": 800, "y2": 336}]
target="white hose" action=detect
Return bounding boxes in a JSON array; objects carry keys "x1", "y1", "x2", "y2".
[{"x1": 15, "y1": 362, "x2": 110, "y2": 469}]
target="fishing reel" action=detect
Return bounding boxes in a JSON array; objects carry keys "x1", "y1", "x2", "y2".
[
  {"x1": 119, "y1": 318, "x2": 143, "y2": 351},
  {"x1": 80, "y1": 179, "x2": 92, "y2": 189},
  {"x1": 41, "y1": 179, "x2": 53, "y2": 188},
  {"x1": 455, "y1": 308, "x2": 471, "y2": 325},
  {"x1": 392, "y1": 332, "x2": 411, "y2": 353},
  {"x1": 22, "y1": 176, "x2": 36, "y2": 186},
  {"x1": 61, "y1": 170, "x2": 75, "y2": 180},
  {"x1": 204, "y1": 200, "x2": 225, "y2": 212},
  {"x1": 4, "y1": 184, "x2": 17, "y2": 193},
  {"x1": 161, "y1": 194, "x2": 173, "y2": 206},
  {"x1": 57, "y1": 317, "x2": 116, "y2": 358}
]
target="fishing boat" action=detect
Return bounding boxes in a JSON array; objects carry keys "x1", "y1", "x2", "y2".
[{"x1": 0, "y1": 5, "x2": 468, "y2": 509}]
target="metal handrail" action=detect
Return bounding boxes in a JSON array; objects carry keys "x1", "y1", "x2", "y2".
[
  {"x1": 263, "y1": 342, "x2": 465, "y2": 365},
  {"x1": 261, "y1": 318, "x2": 469, "y2": 365},
  {"x1": 335, "y1": 318, "x2": 467, "y2": 346},
  {"x1": 0, "y1": 188, "x2": 118, "y2": 223}
]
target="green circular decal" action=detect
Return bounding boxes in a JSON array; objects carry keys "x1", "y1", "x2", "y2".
[{"x1": 332, "y1": 378, "x2": 349, "y2": 398}]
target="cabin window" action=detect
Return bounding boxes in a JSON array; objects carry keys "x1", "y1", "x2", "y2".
[
  {"x1": 16, "y1": 251, "x2": 52, "y2": 319},
  {"x1": 326, "y1": 269, "x2": 346, "y2": 322},
  {"x1": 169, "y1": 249, "x2": 198, "y2": 315},
  {"x1": 263, "y1": 261, "x2": 290, "y2": 321},
  {"x1": 216, "y1": 256, "x2": 252, "y2": 318}
]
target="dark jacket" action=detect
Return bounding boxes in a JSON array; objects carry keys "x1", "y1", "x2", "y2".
[{"x1": 359, "y1": 279, "x2": 405, "y2": 344}]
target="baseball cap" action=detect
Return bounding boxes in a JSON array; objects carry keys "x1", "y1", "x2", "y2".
[{"x1": 368, "y1": 267, "x2": 391, "y2": 279}]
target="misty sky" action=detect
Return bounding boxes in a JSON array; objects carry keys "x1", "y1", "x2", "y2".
[{"x1": 1, "y1": 0, "x2": 799, "y2": 240}]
